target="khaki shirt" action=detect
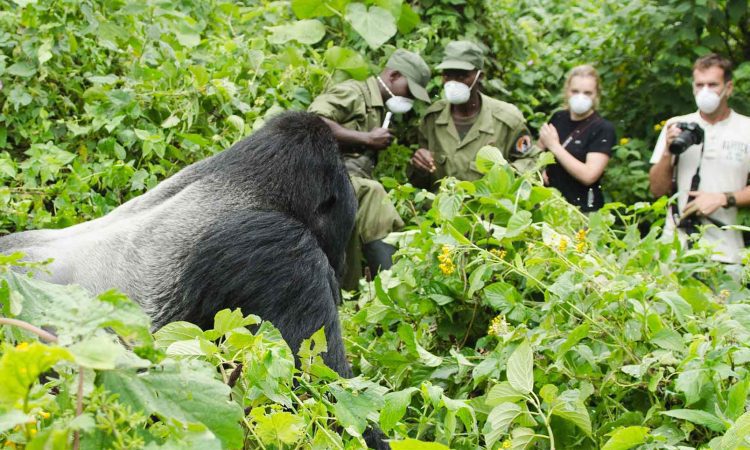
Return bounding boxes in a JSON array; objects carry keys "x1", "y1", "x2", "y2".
[
  {"x1": 418, "y1": 94, "x2": 537, "y2": 183},
  {"x1": 309, "y1": 77, "x2": 385, "y2": 177}
]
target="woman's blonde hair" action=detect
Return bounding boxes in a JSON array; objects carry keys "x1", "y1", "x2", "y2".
[{"x1": 563, "y1": 64, "x2": 601, "y2": 109}]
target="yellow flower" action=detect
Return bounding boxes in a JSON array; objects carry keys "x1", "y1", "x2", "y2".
[
  {"x1": 619, "y1": 137, "x2": 629, "y2": 146},
  {"x1": 39, "y1": 411, "x2": 50, "y2": 419},
  {"x1": 654, "y1": 123, "x2": 663, "y2": 132},
  {"x1": 575, "y1": 228, "x2": 589, "y2": 242},
  {"x1": 660, "y1": 120, "x2": 666, "y2": 126},
  {"x1": 15, "y1": 342, "x2": 29, "y2": 351},
  {"x1": 438, "y1": 245, "x2": 455, "y2": 274},
  {"x1": 575, "y1": 241, "x2": 586, "y2": 253},
  {"x1": 558, "y1": 236, "x2": 569, "y2": 252},
  {"x1": 490, "y1": 248, "x2": 506, "y2": 259},
  {"x1": 488, "y1": 315, "x2": 509, "y2": 337},
  {"x1": 29, "y1": 428, "x2": 37, "y2": 436},
  {"x1": 439, "y1": 261, "x2": 455, "y2": 275},
  {"x1": 503, "y1": 439, "x2": 512, "y2": 448}
]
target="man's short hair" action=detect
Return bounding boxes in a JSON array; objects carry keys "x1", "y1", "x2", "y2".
[{"x1": 693, "y1": 53, "x2": 733, "y2": 82}]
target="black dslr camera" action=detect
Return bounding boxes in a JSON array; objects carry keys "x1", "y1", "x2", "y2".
[{"x1": 669, "y1": 122, "x2": 704, "y2": 155}]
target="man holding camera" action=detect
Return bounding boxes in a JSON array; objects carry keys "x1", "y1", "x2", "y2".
[{"x1": 649, "y1": 54, "x2": 750, "y2": 265}]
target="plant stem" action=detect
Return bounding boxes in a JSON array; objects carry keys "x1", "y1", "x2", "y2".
[
  {"x1": 73, "y1": 367, "x2": 84, "y2": 450},
  {"x1": 0, "y1": 317, "x2": 58, "y2": 342}
]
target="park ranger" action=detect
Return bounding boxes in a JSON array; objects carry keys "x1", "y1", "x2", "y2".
[
  {"x1": 411, "y1": 41, "x2": 538, "y2": 188},
  {"x1": 309, "y1": 49, "x2": 432, "y2": 289}
]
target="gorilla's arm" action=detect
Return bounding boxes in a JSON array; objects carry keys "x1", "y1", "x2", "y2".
[{"x1": 159, "y1": 210, "x2": 352, "y2": 377}]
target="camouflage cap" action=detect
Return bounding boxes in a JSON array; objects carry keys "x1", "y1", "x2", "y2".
[
  {"x1": 436, "y1": 41, "x2": 484, "y2": 71},
  {"x1": 385, "y1": 49, "x2": 432, "y2": 103}
]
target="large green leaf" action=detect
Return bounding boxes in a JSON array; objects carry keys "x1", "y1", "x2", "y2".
[
  {"x1": 4, "y1": 272, "x2": 152, "y2": 346},
  {"x1": 396, "y1": 3, "x2": 420, "y2": 34},
  {"x1": 0, "y1": 342, "x2": 73, "y2": 407},
  {"x1": 330, "y1": 384, "x2": 384, "y2": 436},
  {"x1": 486, "y1": 381, "x2": 526, "y2": 406},
  {"x1": 483, "y1": 402, "x2": 521, "y2": 448},
  {"x1": 390, "y1": 439, "x2": 450, "y2": 450},
  {"x1": 344, "y1": 3, "x2": 397, "y2": 50},
  {"x1": 504, "y1": 211, "x2": 532, "y2": 239},
  {"x1": 380, "y1": 387, "x2": 418, "y2": 432},
  {"x1": 601, "y1": 426, "x2": 650, "y2": 450},
  {"x1": 661, "y1": 409, "x2": 726, "y2": 432},
  {"x1": 99, "y1": 359, "x2": 244, "y2": 449},
  {"x1": 266, "y1": 20, "x2": 326, "y2": 45},
  {"x1": 291, "y1": 0, "x2": 345, "y2": 18},
  {"x1": 507, "y1": 340, "x2": 534, "y2": 394},
  {"x1": 324, "y1": 46, "x2": 370, "y2": 80},
  {"x1": 718, "y1": 411, "x2": 750, "y2": 450},
  {"x1": 475, "y1": 146, "x2": 507, "y2": 173},
  {"x1": 254, "y1": 411, "x2": 305, "y2": 446},
  {"x1": 550, "y1": 390, "x2": 592, "y2": 436},
  {"x1": 68, "y1": 334, "x2": 127, "y2": 370},
  {"x1": 675, "y1": 369, "x2": 708, "y2": 406}
]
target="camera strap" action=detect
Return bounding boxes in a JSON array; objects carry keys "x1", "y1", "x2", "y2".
[
  {"x1": 671, "y1": 142, "x2": 727, "y2": 235},
  {"x1": 561, "y1": 112, "x2": 602, "y2": 149}
]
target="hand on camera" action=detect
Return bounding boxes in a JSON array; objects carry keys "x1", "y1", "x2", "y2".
[
  {"x1": 664, "y1": 123, "x2": 682, "y2": 155},
  {"x1": 411, "y1": 148, "x2": 436, "y2": 173},
  {"x1": 683, "y1": 191, "x2": 726, "y2": 217},
  {"x1": 368, "y1": 128, "x2": 394, "y2": 149}
]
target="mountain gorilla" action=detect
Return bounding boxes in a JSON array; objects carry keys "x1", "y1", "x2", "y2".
[{"x1": 0, "y1": 111, "x2": 388, "y2": 448}]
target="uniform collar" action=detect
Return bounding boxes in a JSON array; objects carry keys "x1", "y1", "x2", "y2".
[
  {"x1": 435, "y1": 93, "x2": 495, "y2": 147},
  {"x1": 366, "y1": 77, "x2": 385, "y2": 108}
]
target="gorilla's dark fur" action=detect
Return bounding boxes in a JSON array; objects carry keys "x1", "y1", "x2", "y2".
[{"x1": 0, "y1": 112, "x2": 388, "y2": 448}]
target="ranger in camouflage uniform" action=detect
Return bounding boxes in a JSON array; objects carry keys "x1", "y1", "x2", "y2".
[
  {"x1": 309, "y1": 49, "x2": 431, "y2": 289},
  {"x1": 411, "y1": 41, "x2": 538, "y2": 187}
]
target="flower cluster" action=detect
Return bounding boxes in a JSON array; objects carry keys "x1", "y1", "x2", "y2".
[
  {"x1": 490, "y1": 248, "x2": 507, "y2": 259},
  {"x1": 438, "y1": 245, "x2": 455, "y2": 275},
  {"x1": 619, "y1": 137, "x2": 630, "y2": 146},
  {"x1": 487, "y1": 315, "x2": 509, "y2": 337},
  {"x1": 502, "y1": 439, "x2": 513, "y2": 449},
  {"x1": 654, "y1": 119, "x2": 667, "y2": 132},
  {"x1": 558, "y1": 236, "x2": 569, "y2": 252},
  {"x1": 575, "y1": 228, "x2": 589, "y2": 253}
]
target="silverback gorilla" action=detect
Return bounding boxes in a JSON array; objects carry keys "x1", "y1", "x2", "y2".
[{"x1": 0, "y1": 111, "x2": 388, "y2": 448}]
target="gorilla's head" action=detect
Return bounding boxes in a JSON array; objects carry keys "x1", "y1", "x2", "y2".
[{"x1": 209, "y1": 111, "x2": 356, "y2": 275}]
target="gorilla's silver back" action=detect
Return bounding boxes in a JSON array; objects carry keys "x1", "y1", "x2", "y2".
[{"x1": 0, "y1": 170, "x2": 252, "y2": 318}]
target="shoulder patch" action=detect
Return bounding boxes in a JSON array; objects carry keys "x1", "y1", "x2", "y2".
[{"x1": 514, "y1": 134, "x2": 532, "y2": 154}]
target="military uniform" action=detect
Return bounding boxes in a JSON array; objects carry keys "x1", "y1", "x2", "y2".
[
  {"x1": 418, "y1": 94, "x2": 537, "y2": 183},
  {"x1": 309, "y1": 77, "x2": 404, "y2": 289},
  {"x1": 412, "y1": 41, "x2": 537, "y2": 189}
]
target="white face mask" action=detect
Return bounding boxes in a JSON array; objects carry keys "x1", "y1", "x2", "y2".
[
  {"x1": 569, "y1": 93, "x2": 593, "y2": 115},
  {"x1": 443, "y1": 71, "x2": 481, "y2": 104},
  {"x1": 377, "y1": 76, "x2": 414, "y2": 114},
  {"x1": 695, "y1": 87, "x2": 722, "y2": 114}
]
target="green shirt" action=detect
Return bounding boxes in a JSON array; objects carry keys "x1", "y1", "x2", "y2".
[
  {"x1": 309, "y1": 77, "x2": 385, "y2": 177},
  {"x1": 418, "y1": 93, "x2": 537, "y2": 182}
]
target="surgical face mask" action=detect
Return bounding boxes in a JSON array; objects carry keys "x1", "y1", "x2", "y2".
[
  {"x1": 569, "y1": 93, "x2": 593, "y2": 115},
  {"x1": 443, "y1": 71, "x2": 481, "y2": 105},
  {"x1": 377, "y1": 76, "x2": 414, "y2": 114},
  {"x1": 695, "y1": 87, "x2": 722, "y2": 114}
]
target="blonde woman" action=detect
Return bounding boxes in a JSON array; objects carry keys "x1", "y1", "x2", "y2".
[{"x1": 538, "y1": 65, "x2": 616, "y2": 211}]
